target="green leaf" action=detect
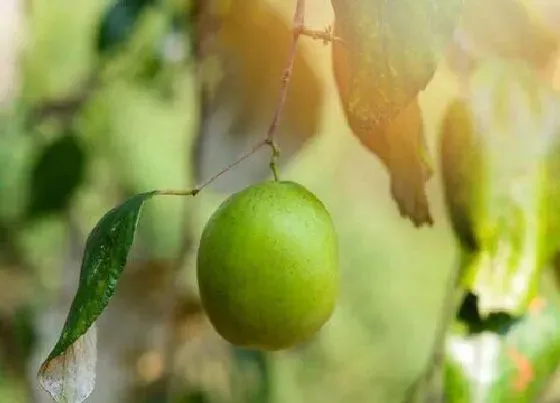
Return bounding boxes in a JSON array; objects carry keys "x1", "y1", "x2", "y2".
[
  {"x1": 440, "y1": 60, "x2": 560, "y2": 316},
  {"x1": 330, "y1": 0, "x2": 463, "y2": 226},
  {"x1": 27, "y1": 134, "x2": 86, "y2": 219},
  {"x1": 38, "y1": 191, "x2": 156, "y2": 403},
  {"x1": 444, "y1": 291, "x2": 560, "y2": 402},
  {"x1": 97, "y1": 0, "x2": 157, "y2": 55}
]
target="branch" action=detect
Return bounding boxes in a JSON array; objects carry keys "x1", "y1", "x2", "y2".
[
  {"x1": 268, "y1": 0, "x2": 306, "y2": 142},
  {"x1": 301, "y1": 25, "x2": 343, "y2": 44},
  {"x1": 161, "y1": 0, "x2": 307, "y2": 195},
  {"x1": 263, "y1": 0, "x2": 306, "y2": 180}
]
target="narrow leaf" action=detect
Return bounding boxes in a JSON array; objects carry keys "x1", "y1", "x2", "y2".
[
  {"x1": 440, "y1": 60, "x2": 560, "y2": 315},
  {"x1": 38, "y1": 191, "x2": 156, "y2": 403},
  {"x1": 330, "y1": 0, "x2": 464, "y2": 226}
]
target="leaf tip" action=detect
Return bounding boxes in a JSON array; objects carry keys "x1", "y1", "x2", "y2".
[{"x1": 37, "y1": 326, "x2": 98, "y2": 403}]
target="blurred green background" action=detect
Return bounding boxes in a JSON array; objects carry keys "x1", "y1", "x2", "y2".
[{"x1": 1, "y1": 0, "x2": 560, "y2": 402}]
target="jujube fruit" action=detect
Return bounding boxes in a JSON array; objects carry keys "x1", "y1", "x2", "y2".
[{"x1": 196, "y1": 180, "x2": 339, "y2": 351}]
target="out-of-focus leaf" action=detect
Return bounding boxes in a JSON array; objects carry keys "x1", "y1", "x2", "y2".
[
  {"x1": 445, "y1": 0, "x2": 560, "y2": 79},
  {"x1": 444, "y1": 291, "x2": 560, "y2": 402},
  {"x1": 97, "y1": 0, "x2": 157, "y2": 55},
  {"x1": 440, "y1": 60, "x2": 560, "y2": 316},
  {"x1": 27, "y1": 134, "x2": 86, "y2": 219},
  {"x1": 99, "y1": 6, "x2": 174, "y2": 93},
  {"x1": 0, "y1": 110, "x2": 34, "y2": 223},
  {"x1": 525, "y1": 0, "x2": 560, "y2": 40},
  {"x1": 330, "y1": 0, "x2": 463, "y2": 226},
  {"x1": 38, "y1": 192, "x2": 155, "y2": 403}
]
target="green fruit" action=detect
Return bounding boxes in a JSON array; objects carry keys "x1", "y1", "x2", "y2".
[{"x1": 196, "y1": 180, "x2": 339, "y2": 351}]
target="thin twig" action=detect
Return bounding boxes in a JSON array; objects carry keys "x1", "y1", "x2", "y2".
[
  {"x1": 198, "y1": 138, "x2": 269, "y2": 190},
  {"x1": 157, "y1": 138, "x2": 270, "y2": 198},
  {"x1": 160, "y1": 0, "x2": 308, "y2": 197},
  {"x1": 264, "y1": 0, "x2": 306, "y2": 181},
  {"x1": 267, "y1": 0, "x2": 305, "y2": 144},
  {"x1": 301, "y1": 26, "x2": 343, "y2": 45}
]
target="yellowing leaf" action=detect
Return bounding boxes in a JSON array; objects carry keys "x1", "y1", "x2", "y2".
[
  {"x1": 38, "y1": 326, "x2": 97, "y2": 403},
  {"x1": 331, "y1": 0, "x2": 464, "y2": 226}
]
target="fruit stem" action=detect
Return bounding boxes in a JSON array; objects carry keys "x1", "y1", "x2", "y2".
[
  {"x1": 155, "y1": 137, "x2": 275, "y2": 196},
  {"x1": 266, "y1": 138, "x2": 280, "y2": 181},
  {"x1": 156, "y1": 189, "x2": 199, "y2": 197}
]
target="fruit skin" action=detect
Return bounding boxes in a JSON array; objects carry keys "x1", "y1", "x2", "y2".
[{"x1": 197, "y1": 181, "x2": 339, "y2": 351}]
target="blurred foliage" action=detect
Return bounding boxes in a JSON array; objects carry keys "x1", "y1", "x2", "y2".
[
  {"x1": 97, "y1": 0, "x2": 158, "y2": 55},
  {"x1": 434, "y1": 59, "x2": 560, "y2": 403},
  {"x1": 440, "y1": 61, "x2": 560, "y2": 316},
  {"x1": 445, "y1": 277, "x2": 560, "y2": 402},
  {"x1": 27, "y1": 134, "x2": 86, "y2": 220}
]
